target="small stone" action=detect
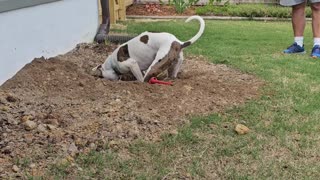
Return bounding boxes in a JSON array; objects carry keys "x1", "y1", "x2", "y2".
[
  {"x1": 47, "y1": 119, "x2": 59, "y2": 126},
  {"x1": 66, "y1": 155, "x2": 74, "y2": 162},
  {"x1": 89, "y1": 143, "x2": 96, "y2": 149},
  {"x1": 29, "y1": 163, "x2": 36, "y2": 169},
  {"x1": 12, "y1": 165, "x2": 19, "y2": 172},
  {"x1": 235, "y1": 124, "x2": 250, "y2": 135},
  {"x1": 75, "y1": 138, "x2": 86, "y2": 148},
  {"x1": 183, "y1": 85, "x2": 193, "y2": 91},
  {"x1": 209, "y1": 124, "x2": 217, "y2": 129},
  {"x1": 21, "y1": 115, "x2": 33, "y2": 122},
  {"x1": 24, "y1": 120, "x2": 37, "y2": 131},
  {"x1": 109, "y1": 140, "x2": 118, "y2": 148},
  {"x1": 47, "y1": 124, "x2": 56, "y2": 131},
  {"x1": 8, "y1": 142, "x2": 14, "y2": 147},
  {"x1": 169, "y1": 129, "x2": 178, "y2": 136},
  {"x1": 24, "y1": 134, "x2": 34, "y2": 144},
  {"x1": 37, "y1": 124, "x2": 47, "y2": 132},
  {"x1": 2, "y1": 133, "x2": 8, "y2": 138},
  {"x1": 68, "y1": 143, "x2": 78, "y2": 156},
  {"x1": 0, "y1": 105, "x2": 9, "y2": 112}
]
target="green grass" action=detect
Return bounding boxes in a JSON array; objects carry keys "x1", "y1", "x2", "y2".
[
  {"x1": 195, "y1": 4, "x2": 312, "y2": 18},
  {"x1": 47, "y1": 20, "x2": 320, "y2": 179}
]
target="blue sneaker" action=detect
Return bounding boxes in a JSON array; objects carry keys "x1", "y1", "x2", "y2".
[
  {"x1": 311, "y1": 45, "x2": 320, "y2": 58},
  {"x1": 283, "y1": 43, "x2": 306, "y2": 54}
]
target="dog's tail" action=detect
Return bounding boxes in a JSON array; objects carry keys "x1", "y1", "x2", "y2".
[{"x1": 181, "y1": 16, "x2": 205, "y2": 48}]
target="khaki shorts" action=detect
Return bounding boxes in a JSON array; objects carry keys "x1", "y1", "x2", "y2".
[{"x1": 280, "y1": 0, "x2": 320, "y2": 6}]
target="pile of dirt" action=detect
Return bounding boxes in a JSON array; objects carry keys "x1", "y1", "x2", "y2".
[{"x1": 0, "y1": 43, "x2": 263, "y2": 178}]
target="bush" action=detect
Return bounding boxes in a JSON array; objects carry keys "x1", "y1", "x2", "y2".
[
  {"x1": 195, "y1": 4, "x2": 312, "y2": 18},
  {"x1": 172, "y1": 0, "x2": 199, "y2": 14}
]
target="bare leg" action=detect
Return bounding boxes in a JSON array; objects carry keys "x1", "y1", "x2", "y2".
[
  {"x1": 311, "y1": 2, "x2": 320, "y2": 38},
  {"x1": 292, "y1": 2, "x2": 306, "y2": 37},
  {"x1": 311, "y1": 3, "x2": 320, "y2": 57}
]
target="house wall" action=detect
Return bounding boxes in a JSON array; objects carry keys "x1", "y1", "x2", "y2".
[{"x1": 0, "y1": 0, "x2": 99, "y2": 85}]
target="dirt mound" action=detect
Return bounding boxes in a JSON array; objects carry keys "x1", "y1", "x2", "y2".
[{"x1": 0, "y1": 43, "x2": 263, "y2": 177}]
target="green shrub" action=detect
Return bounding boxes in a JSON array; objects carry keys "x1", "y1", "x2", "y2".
[
  {"x1": 195, "y1": 4, "x2": 313, "y2": 18},
  {"x1": 173, "y1": 0, "x2": 200, "y2": 14}
]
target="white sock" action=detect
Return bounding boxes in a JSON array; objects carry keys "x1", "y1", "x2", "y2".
[
  {"x1": 314, "y1": 38, "x2": 320, "y2": 47},
  {"x1": 294, "y1": 36, "x2": 304, "y2": 47}
]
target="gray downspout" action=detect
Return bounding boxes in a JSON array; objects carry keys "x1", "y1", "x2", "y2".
[
  {"x1": 95, "y1": 0, "x2": 110, "y2": 43},
  {"x1": 95, "y1": 0, "x2": 135, "y2": 44}
]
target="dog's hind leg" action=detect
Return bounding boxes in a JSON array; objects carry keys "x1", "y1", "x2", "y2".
[
  {"x1": 120, "y1": 58, "x2": 144, "y2": 82},
  {"x1": 143, "y1": 46, "x2": 170, "y2": 80},
  {"x1": 144, "y1": 41, "x2": 181, "y2": 82},
  {"x1": 168, "y1": 51, "x2": 184, "y2": 78}
]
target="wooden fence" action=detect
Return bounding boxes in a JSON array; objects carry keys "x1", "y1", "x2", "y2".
[{"x1": 99, "y1": 0, "x2": 134, "y2": 24}]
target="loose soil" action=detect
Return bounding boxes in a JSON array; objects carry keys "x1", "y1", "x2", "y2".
[
  {"x1": 0, "y1": 4, "x2": 265, "y2": 178},
  {"x1": 0, "y1": 43, "x2": 263, "y2": 178}
]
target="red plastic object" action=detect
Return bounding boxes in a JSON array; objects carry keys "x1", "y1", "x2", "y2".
[{"x1": 148, "y1": 77, "x2": 173, "y2": 85}]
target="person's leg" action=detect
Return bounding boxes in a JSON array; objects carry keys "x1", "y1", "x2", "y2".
[
  {"x1": 311, "y1": 2, "x2": 320, "y2": 43},
  {"x1": 292, "y1": 2, "x2": 307, "y2": 38},
  {"x1": 283, "y1": 1, "x2": 307, "y2": 53},
  {"x1": 310, "y1": 2, "x2": 320, "y2": 57}
]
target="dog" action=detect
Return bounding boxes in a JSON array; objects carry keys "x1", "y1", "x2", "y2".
[{"x1": 92, "y1": 15, "x2": 205, "y2": 82}]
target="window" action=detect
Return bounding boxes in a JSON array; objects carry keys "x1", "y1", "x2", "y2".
[{"x1": 0, "y1": 0, "x2": 61, "y2": 13}]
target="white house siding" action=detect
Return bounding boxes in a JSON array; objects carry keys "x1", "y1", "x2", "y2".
[{"x1": 0, "y1": 0, "x2": 99, "y2": 85}]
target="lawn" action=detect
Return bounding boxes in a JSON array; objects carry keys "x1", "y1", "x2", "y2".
[{"x1": 49, "y1": 20, "x2": 320, "y2": 179}]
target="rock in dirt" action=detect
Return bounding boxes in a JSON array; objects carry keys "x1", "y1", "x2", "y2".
[
  {"x1": 235, "y1": 124, "x2": 250, "y2": 135},
  {"x1": 68, "y1": 143, "x2": 78, "y2": 156},
  {"x1": 46, "y1": 119, "x2": 59, "y2": 126},
  {"x1": 37, "y1": 124, "x2": 47, "y2": 132},
  {"x1": 89, "y1": 143, "x2": 96, "y2": 150},
  {"x1": 47, "y1": 124, "x2": 57, "y2": 131},
  {"x1": 12, "y1": 165, "x2": 20, "y2": 172},
  {"x1": 0, "y1": 105, "x2": 10, "y2": 111},
  {"x1": 24, "y1": 133, "x2": 34, "y2": 144},
  {"x1": 24, "y1": 120, "x2": 37, "y2": 131},
  {"x1": 169, "y1": 129, "x2": 178, "y2": 136},
  {"x1": 29, "y1": 163, "x2": 36, "y2": 169},
  {"x1": 21, "y1": 115, "x2": 33, "y2": 123}
]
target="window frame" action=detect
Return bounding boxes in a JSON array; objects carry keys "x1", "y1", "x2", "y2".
[{"x1": 0, "y1": 0, "x2": 61, "y2": 13}]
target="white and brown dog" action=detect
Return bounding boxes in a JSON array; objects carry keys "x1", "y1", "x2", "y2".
[{"x1": 92, "y1": 15, "x2": 205, "y2": 82}]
